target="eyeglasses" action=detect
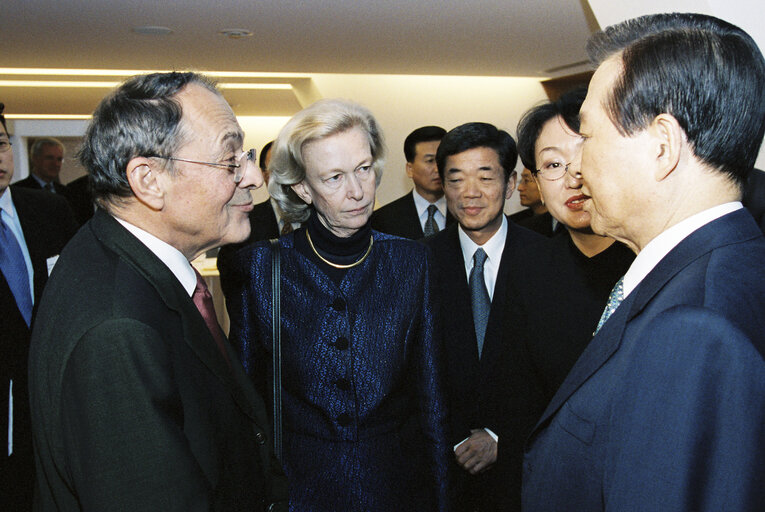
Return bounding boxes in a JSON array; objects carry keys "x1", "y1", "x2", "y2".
[
  {"x1": 0, "y1": 140, "x2": 12, "y2": 153},
  {"x1": 151, "y1": 148, "x2": 256, "y2": 184},
  {"x1": 534, "y1": 161, "x2": 582, "y2": 181}
]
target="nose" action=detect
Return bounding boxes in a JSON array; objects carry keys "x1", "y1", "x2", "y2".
[
  {"x1": 464, "y1": 176, "x2": 481, "y2": 197},
  {"x1": 346, "y1": 172, "x2": 364, "y2": 200},
  {"x1": 563, "y1": 154, "x2": 583, "y2": 187},
  {"x1": 237, "y1": 157, "x2": 264, "y2": 189}
]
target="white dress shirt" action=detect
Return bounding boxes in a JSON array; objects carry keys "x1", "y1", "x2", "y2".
[
  {"x1": 457, "y1": 215, "x2": 507, "y2": 301},
  {"x1": 622, "y1": 202, "x2": 743, "y2": 298},
  {"x1": 114, "y1": 217, "x2": 196, "y2": 297},
  {"x1": 412, "y1": 189, "x2": 447, "y2": 232}
]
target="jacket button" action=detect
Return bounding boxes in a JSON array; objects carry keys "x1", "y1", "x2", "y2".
[
  {"x1": 255, "y1": 431, "x2": 266, "y2": 445},
  {"x1": 331, "y1": 298, "x2": 346, "y2": 311},
  {"x1": 336, "y1": 378, "x2": 351, "y2": 391},
  {"x1": 335, "y1": 336, "x2": 349, "y2": 350},
  {"x1": 337, "y1": 413, "x2": 352, "y2": 426}
]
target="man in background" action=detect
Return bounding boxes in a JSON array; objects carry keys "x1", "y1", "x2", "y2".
[
  {"x1": 28, "y1": 72, "x2": 287, "y2": 510},
  {"x1": 511, "y1": 167, "x2": 556, "y2": 236},
  {"x1": 0, "y1": 104, "x2": 76, "y2": 509},
  {"x1": 523, "y1": 13, "x2": 765, "y2": 511},
  {"x1": 372, "y1": 125, "x2": 454, "y2": 238},
  {"x1": 14, "y1": 137, "x2": 67, "y2": 194}
]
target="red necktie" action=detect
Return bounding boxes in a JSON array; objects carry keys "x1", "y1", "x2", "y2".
[{"x1": 192, "y1": 269, "x2": 230, "y2": 367}]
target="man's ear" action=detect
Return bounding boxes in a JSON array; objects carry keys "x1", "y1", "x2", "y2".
[
  {"x1": 126, "y1": 157, "x2": 164, "y2": 211},
  {"x1": 650, "y1": 114, "x2": 683, "y2": 182},
  {"x1": 291, "y1": 181, "x2": 313, "y2": 205},
  {"x1": 405, "y1": 161, "x2": 414, "y2": 179},
  {"x1": 532, "y1": 175, "x2": 545, "y2": 205},
  {"x1": 505, "y1": 171, "x2": 518, "y2": 200}
]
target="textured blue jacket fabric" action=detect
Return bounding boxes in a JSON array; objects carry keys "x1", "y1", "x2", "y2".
[{"x1": 226, "y1": 230, "x2": 451, "y2": 511}]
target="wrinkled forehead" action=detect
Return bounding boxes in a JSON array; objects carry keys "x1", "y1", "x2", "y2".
[{"x1": 177, "y1": 83, "x2": 243, "y2": 148}]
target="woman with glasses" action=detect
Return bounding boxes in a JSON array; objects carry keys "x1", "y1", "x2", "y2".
[
  {"x1": 221, "y1": 99, "x2": 451, "y2": 511},
  {"x1": 515, "y1": 88, "x2": 634, "y2": 401}
]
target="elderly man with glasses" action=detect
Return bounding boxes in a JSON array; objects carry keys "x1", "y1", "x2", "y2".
[{"x1": 28, "y1": 72, "x2": 287, "y2": 511}]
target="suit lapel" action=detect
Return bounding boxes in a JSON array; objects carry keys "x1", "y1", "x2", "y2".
[
  {"x1": 91, "y1": 211, "x2": 264, "y2": 423},
  {"x1": 530, "y1": 209, "x2": 763, "y2": 437},
  {"x1": 13, "y1": 189, "x2": 49, "y2": 301},
  {"x1": 438, "y1": 226, "x2": 480, "y2": 366},
  {"x1": 404, "y1": 193, "x2": 425, "y2": 239},
  {"x1": 479, "y1": 221, "x2": 517, "y2": 368}
]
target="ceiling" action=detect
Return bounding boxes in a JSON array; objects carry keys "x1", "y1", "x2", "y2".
[{"x1": 3, "y1": 0, "x2": 599, "y2": 116}]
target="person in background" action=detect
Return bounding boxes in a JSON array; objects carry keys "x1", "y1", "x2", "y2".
[
  {"x1": 14, "y1": 137, "x2": 67, "y2": 194},
  {"x1": 511, "y1": 167, "x2": 556, "y2": 236},
  {"x1": 514, "y1": 87, "x2": 634, "y2": 400},
  {"x1": 523, "y1": 13, "x2": 765, "y2": 510},
  {"x1": 223, "y1": 99, "x2": 451, "y2": 511},
  {"x1": 28, "y1": 72, "x2": 287, "y2": 511},
  {"x1": 425, "y1": 122, "x2": 547, "y2": 511},
  {"x1": 0, "y1": 103, "x2": 76, "y2": 510},
  {"x1": 372, "y1": 125, "x2": 454, "y2": 239}
]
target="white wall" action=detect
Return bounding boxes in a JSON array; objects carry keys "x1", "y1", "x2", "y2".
[
  {"x1": 242, "y1": 74, "x2": 548, "y2": 213},
  {"x1": 10, "y1": 76, "x2": 550, "y2": 213}
]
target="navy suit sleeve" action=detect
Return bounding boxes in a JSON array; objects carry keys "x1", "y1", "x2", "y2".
[{"x1": 605, "y1": 306, "x2": 765, "y2": 511}]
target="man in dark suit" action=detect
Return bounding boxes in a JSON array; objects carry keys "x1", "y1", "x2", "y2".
[
  {"x1": 523, "y1": 13, "x2": 765, "y2": 511},
  {"x1": 372, "y1": 125, "x2": 455, "y2": 238},
  {"x1": 0, "y1": 104, "x2": 77, "y2": 510},
  {"x1": 28, "y1": 72, "x2": 287, "y2": 510},
  {"x1": 425, "y1": 122, "x2": 546, "y2": 511},
  {"x1": 13, "y1": 137, "x2": 68, "y2": 194}
]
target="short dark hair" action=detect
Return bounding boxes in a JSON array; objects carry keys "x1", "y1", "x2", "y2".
[
  {"x1": 587, "y1": 12, "x2": 765, "y2": 186},
  {"x1": 78, "y1": 71, "x2": 219, "y2": 209},
  {"x1": 517, "y1": 87, "x2": 587, "y2": 171},
  {"x1": 436, "y1": 122, "x2": 517, "y2": 181},
  {"x1": 404, "y1": 125, "x2": 446, "y2": 162},
  {"x1": 0, "y1": 103, "x2": 7, "y2": 132},
  {"x1": 260, "y1": 140, "x2": 274, "y2": 172}
]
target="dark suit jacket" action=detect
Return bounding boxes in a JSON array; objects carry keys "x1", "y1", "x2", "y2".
[
  {"x1": 518, "y1": 211, "x2": 559, "y2": 237},
  {"x1": 63, "y1": 174, "x2": 95, "y2": 226},
  {"x1": 372, "y1": 191, "x2": 455, "y2": 239},
  {"x1": 28, "y1": 210, "x2": 287, "y2": 511},
  {"x1": 523, "y1": 209, "x2": 765, "y2": 511},
  {"x1": 13, "y1": 175, "x2": 68, "y2": 195},
  {"x1": 425, "y1": 220, "x2": 548, "y2": 511},
  {"x1": 0, "y1": 187, "x2": 76, "y2": 509},
  {"x1": 743, "y1": 168, "x2": 765, "y2": 232}
]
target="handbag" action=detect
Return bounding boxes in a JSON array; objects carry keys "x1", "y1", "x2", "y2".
[{"x1": 269, "y1": 238, "x2": 283, "y2": 463}]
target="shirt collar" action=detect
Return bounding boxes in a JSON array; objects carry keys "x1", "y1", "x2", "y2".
[
  {"x1": 412, "y1": 189, "x2": 447, "y2": 218},
  {"x1": 622, "y1": 202, "x2": 742, "y2": 297},
  {"x1": 0, "y1": 187, "x2": 16, "y2": 219},
  {"x1": 113, "y1": 216, "x2": 197, "y2": 296},
  {"x1": 458, "y1": 215, "x2": 508, "y2": 268}
]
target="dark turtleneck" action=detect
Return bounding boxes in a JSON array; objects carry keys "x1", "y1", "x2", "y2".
[{"x1": 294, "y1": 209, "x2": 373, "y2": 284}]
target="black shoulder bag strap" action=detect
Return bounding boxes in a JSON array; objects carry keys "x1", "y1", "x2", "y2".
[{"x1": 269, "y1": 238, "x2": 282, "y2": 463}]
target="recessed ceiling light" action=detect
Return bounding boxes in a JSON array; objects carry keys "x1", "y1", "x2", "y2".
[
  {"x1": 132, "y1": 26, "x2": 174, "y2": 36},
  {"x1": 219, "y1": 28, "x2": 253, "y2": 39}
]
